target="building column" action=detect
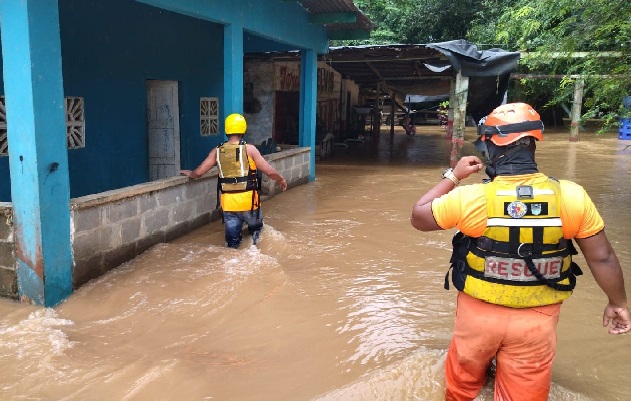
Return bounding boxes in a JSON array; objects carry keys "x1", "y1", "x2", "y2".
[
  {"x1": 299, "y1": 49, "x2": 317, "y2": 181},
  {"x1": 224, "y1": 23, "x2": 244, "y2": 128},
  {"x1": 446, "y1": 79, "x2": 456, "y2": 139},
  {"x1": 569, "y1": 78, "x2": 584, "y2": 142},
  {"x1": 0, "y1": 0, "x2": 72, "y2": 306},
  {"x1": 451, "y1": 71, "x2": 469, "y2": 167}
]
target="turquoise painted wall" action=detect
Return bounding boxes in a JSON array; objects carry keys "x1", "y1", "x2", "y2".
[
  {"x1": 137, "y1": 0, "x2": 328, "y2": 53},
  {"x1": 59, "y1": 0, "x2": 225, "y2": 199},
  {"x1": 244, "y1": 33, "x2": 296, "y2": 54},
  {"x1": 0, "y1": 0, "x2": 318, "y2": 201},
  {"x1": 0, "y1": 0, "x2": 224, "y2": 200}
]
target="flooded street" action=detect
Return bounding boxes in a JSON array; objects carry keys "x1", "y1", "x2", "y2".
[{"x1": 0, "y1": 126, "x2": 630, "y2": 401}]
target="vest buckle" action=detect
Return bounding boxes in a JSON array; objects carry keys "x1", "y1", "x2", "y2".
[{"x1": 517, "y1": 243, "x2": 532, "y2": 257}]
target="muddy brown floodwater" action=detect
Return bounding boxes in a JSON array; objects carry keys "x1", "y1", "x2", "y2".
[{"x1": 0, "y1": 126, "x2": 629, "y2": 401}]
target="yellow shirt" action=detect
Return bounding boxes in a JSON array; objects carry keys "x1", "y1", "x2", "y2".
[
  {"x1": 431, "y1": 173, "x2": 604, "y2": 239},
  {"x1": 221, "y1": 190, "x2": 259, "y2": 212}
]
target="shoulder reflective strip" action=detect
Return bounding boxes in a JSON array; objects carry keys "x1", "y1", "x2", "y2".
[
  {"x1": 487, "y1": 217, "x2": 562, "y2": 227},
  {"x1": 240, "y1": 146, "x2": 247, "y2": 176},
  {"x1": 495, "y1": 189, "x2": 555, "y2": 196}
]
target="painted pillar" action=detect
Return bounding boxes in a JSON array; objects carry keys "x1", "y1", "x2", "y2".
[
  {"x1": 299, "y1": 49, "x2": 317, "y2": 181},
  {"x1": 569, "y1": 78, "x2": 584, "y2": 142},
  {"x1": 224, "y1": 23, "x2": 244, "y2": 130},
  {"x1": 0, "y1": 0, "x2": 72, "y2": 306},
  {"x1": 389, "y1": 91, "x2": 395, "y2": 138},
  {"x1": 451, "y1": 71, "x2": 469, "y2": 167},
  {"x1": 372, "y1": 82, "x2": 381, "y2": 138},
  {"x1": 446, "y1": 79, "x2": 456, "y2": 139},
  {"x1": 339, "y1": 78, "x2": 346, "y2": 135}
]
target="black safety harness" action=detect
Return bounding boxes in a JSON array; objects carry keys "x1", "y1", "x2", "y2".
[{"x1": 446, "y1": 231, "x2": 583, "y2": 292}]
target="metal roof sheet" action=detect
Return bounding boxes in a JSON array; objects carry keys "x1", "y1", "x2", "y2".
[{"x1": 299, "y1": 0, "x2": 376, "y2": 33}]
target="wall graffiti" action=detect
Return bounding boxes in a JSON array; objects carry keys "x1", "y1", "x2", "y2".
[
  {"x1": 317, "y1": 99, "x2": 340, "y2": 136},
  {"x1": 317, "y1": 68, "x2": 335, "y2": 95},
  {"x1": 276, "y1": 64, "x2": 336, "y2": 95},
  {"x1": 278, "y1": 66, "x2": 300, "y2": 92}
]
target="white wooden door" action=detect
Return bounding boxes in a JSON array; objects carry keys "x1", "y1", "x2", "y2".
[{"x1": 146, "y1": 80, "x2": 180, "y2": 180}]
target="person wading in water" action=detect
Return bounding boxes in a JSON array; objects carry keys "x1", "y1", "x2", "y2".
[
  {"x1": 410, "y1": 102, "x2": 630, "y2": 401},
  {"x1": 181, "y1": 113, "x2": 287, "y2": 248}
]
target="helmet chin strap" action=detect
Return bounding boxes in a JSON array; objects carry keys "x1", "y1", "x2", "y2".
[
  {"x1": 474, "y1": 138, "x2": 498, "y2": 178},
  {"x1": 475, "y1": 138, "x2": 538, "y2": 179}
]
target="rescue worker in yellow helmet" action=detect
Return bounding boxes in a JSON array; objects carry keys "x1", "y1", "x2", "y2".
[
  {"x1": 410, "y1": 102, "x2": 630, "y2": 401},
  {"x1": 181, "y1": 113, "x2": 287, "y2": 248}
]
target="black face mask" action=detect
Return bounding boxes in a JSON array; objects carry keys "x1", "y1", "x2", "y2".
[{"x1": 474, "y1": 138, "x2": 538, "y2": 179}]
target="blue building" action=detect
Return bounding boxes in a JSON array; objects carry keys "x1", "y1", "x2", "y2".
[{"x1": 0, "y1": 0, "x2": 374, "y2": 306}]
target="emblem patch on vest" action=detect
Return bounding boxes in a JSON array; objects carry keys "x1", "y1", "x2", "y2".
[
  {"x1": 531, "y1": 203, "x2": 542, "y2": 215},
  {"x1": 507, "y1": 201, "x2": 527, "y2": 218}
]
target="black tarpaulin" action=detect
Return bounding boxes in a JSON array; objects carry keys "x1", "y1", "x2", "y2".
[
  {"x1": 426, "y1": 39, "x2": 521, "y2": 77},
  {"x1": 427, "y1": 40, "x2": 521, "y2": 121}
]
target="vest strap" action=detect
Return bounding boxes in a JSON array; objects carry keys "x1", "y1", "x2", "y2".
[
  {"x1": 219, "y1": 176, "x2": 249, "y2": 184},
  {"x1": 470, "y1": 236, "x2": 571, "y2": 256}
]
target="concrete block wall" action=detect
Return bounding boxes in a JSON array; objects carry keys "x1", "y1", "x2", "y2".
[
  {"x1": 70, "y1": 147, "x2": 311, "y2": 289},
  {"x1": 0, "y1": 147, "x2": 311, "y2": 301},
  {"x1": 0, "y1": 204, "x2": 17, "y2": 299},
  {"x1": 70, "y1": 173, "x2": 218, "y2": 288},
  {"x1": 260, "y1": 147, "x2": 311, "y2": 196}
]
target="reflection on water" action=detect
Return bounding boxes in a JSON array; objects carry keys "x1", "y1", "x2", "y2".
[{"x1": 0, "y1": 126, "x2": 629, "y2": 400}]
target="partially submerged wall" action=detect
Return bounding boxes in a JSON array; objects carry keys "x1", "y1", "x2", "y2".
[
  {"x1": 70, "y1": 175, "x2": 216, "y2": 288},
  {"x1": 70, "y1": 147, "x2": 310, "y2": 290},
  {"x1": 0, "y1": 148, "x2": 311, "y2": 299}
]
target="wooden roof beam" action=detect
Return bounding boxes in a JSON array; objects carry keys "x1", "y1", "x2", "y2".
[
  {"x1": 520, "y1": 51, "x2": 622, "y2": 59},
  {"x1": 366, "y1": 61, "x2": 383, "y2": 80},
  {"x1": 414, "y1": 61, "x2": 424, "y2": 78}
]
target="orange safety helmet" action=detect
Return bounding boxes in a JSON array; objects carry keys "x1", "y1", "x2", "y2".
[
  {"x1": 225, "y1": 113, "x2": 247, "y2": 135},
  {"x1": 477, "y1": 102, "x2": 544, "y2": 146}
]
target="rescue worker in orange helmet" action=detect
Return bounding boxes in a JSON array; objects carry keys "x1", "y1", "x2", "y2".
[
  {"x1": 410, "y1": 102, "x2": 630, "y2": 401},
  {"x1": 181, "y1": 113, "x2": 287, "y2": 248}
]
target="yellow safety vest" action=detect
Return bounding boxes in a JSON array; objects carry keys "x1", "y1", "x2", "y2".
[
  {"x1": 216, "y1": 141, "x2": 259, "y2": 212},
  {"x1": 448, "y1": 177, "x2": 582, "y2": 308}
]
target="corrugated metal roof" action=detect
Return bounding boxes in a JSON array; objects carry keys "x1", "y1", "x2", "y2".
[
  {"x1": 299, "y1": 0, "x2": 376, "y2": 34},
  {"x1": 323, "y1": 44, "x2": 452, "y2": 96}
]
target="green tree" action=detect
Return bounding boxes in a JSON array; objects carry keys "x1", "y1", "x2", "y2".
[
  {"x1": 400, "y1": 0, "x2": 480, "y2": 43},
  {"x1": 337, "y1": 0, "x2": 490, "y2": 45},
  {"x1": 469, "y1": 0, "x2": 631, "y2": 127},
  {"x1": 344, "y1": 0, "x2": 631, "y2": 127}
]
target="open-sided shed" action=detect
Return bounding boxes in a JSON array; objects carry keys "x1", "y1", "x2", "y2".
[{"x1": 326, "y1": 40, "x2": 521, "y2": 123}]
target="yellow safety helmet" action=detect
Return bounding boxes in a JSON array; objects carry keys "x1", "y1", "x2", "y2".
[{"x1": 225, "y1": 113, "x2": 247, "y2": 135}]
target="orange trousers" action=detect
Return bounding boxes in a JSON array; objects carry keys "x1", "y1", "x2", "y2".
[{"x1": 445, "y1": 292, "x2": 561, "y2": 401}]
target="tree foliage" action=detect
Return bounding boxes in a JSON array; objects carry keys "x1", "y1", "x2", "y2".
[
  {"x1": 337, "y1": 0, "x2": 488, "y2": 45},
  {"x1": 346, "y1": 0, "x2": 631, "y2": 127},
  {"x1": 469, "y1": 0, "x2": 631, "y2": 126}
]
